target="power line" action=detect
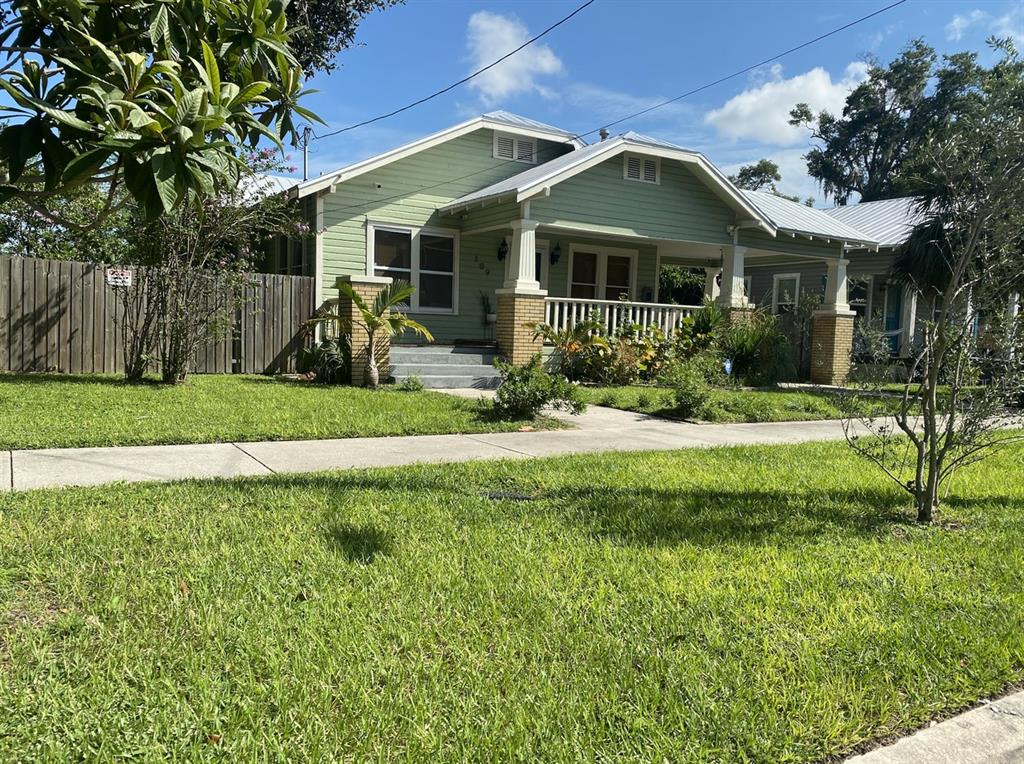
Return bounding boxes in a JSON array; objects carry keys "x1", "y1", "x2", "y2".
[
  {"x1": 318, "y1": 0, "x2": 907, "y2": 214},
  {"x1": 313, "y1": 0, "x2": 596, "y2": 141},
  {"x1": 573, "y1": 0, "x2": 908, "y2": 140}
]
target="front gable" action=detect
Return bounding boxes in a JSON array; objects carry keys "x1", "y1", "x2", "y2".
[{"x1": 528, "y1": 153, "x2": 737, "y2": 245}]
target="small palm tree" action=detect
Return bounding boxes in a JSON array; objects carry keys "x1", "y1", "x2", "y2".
[
  {"x1": 533, "y1": 318, "x2": 608, "y2": 379},
  {"x1": 310, "y1": 280, "x2": 433, "y2": 388}
]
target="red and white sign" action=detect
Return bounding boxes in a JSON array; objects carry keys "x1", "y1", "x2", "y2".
[{"x1": 106, "y1": 268, "x2": 133, "y2": 288}]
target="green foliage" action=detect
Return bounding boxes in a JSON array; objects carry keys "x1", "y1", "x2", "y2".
[
  {"x1": 657, "y1": 265, "x2": 704, "y2": 305},
  {"x1": 303, "y1": 338, "x2": 351, "y2": 385},
  {"x1": 0, "y1": 185, "x2": 133, "y2": 262},
  {"x1": 532, "y1": 319, "x2": 607, "y2": 380},
  {"x1": 0, "y1": 0, "x2": 320, "y2": 220},
  {"x1": 789, "y1": 39, "x2": 991, "y2": 203},
  {"x1": 672, "y1": 299, "x2": 724, "y2": 360},
  {"x1": 587, "y1": 323, "x2": 671, "y2": 385},
  {"x1": 662, "y1": 358, "x2": 713, "y2": 419},
  {"x1": 394, "y1": 375, "x2": 424, "y2": 392},
  {"x1": 493, "y1": 356, "x2": 586, "y2": 420},
  {"x1": 717, "y1": 311, "x2": 795, "y2": 386}
]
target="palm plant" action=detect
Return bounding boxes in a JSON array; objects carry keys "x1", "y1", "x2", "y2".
[
  {"x1": 309, "y1": 280, "x2": 433, "y2": 388},
  {"x1": 532, "y1": 318, "x2": 608, "y2": 379}
]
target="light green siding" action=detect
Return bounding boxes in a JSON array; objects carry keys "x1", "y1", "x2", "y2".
[
  {"x1": 319, "y1": 129, "x2": 572, "y2": 299},
  {"x1": 529, "y1": 156, "x2": 736, "y2": 245}
]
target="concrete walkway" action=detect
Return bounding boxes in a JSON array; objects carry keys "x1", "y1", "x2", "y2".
[
  {"x1": 1, "y1": 401, "x2": 857, "y2": 492},
  {"x1": 846, "y1": 689, "x2": 1024, "y2": 763}
]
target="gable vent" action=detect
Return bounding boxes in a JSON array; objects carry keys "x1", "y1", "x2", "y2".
[
  {"x1": 624, "y1": 154, "x2": 659, "y2": 184},
  {"x1": 494, "y1": 132, "x2": 537, "y2": 164}
]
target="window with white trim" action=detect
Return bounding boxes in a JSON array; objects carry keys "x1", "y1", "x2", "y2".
[
  {"x1": 493, "y1": 132, "x2": 536, "y2": 164},
  {"x1": 772, "y1": 273, "x2": 800, "y2": 314},
  {"x1": 569, "y1": 247, "x2": 636, "y2": 301},
  {"x1": 623, "y1": 153, "x2": 659, "y2": 184},
  {"x1": 369, "y1": 223, "x2": 458, "y2": 314}
]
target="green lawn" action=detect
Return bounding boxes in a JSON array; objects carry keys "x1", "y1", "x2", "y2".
[
  {"x1": 2, "y1": 441, "x2": 1023, "y2": 760},
  {"x1": 578, "y1": 384, "x2": 880, "y2": 423},
  {"x1": 0, "y1": 373, "x2": 553, "y2": 450}
]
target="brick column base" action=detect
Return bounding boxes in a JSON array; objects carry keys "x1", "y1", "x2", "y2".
[
  {"x1": 496, "y1": 289, "x2": 546, "y2": 365},
  {"x1": 336, "y1": 275, "x2": 392, "y2": 386},
  {"x1": 810, "y1": 310, "x2": 856, "y2": 386},
  {"x1": 722, "y1": 306, "x2": 756, "y2": 325}
]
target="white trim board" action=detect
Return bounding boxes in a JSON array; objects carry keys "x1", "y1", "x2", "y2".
[{"x1": 566, "y1": 243, "x2": 639, "y2": 301}]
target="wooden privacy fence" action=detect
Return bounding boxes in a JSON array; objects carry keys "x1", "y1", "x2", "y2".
[{"x1": 0, "y1": 256, "x2": 316, "y2": 375}]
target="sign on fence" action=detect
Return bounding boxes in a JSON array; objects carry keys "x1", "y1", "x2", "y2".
[{"x1": 105, "y1": 267, "x2": 133, "y2": 288}]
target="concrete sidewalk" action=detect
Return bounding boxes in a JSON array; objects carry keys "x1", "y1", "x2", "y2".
[
  {"x1": 1, "y1": 402, "x2": 857, "y2": 492},
  {"x1": 846, "y1": 689, "x2": 1024, "y2": 763}
]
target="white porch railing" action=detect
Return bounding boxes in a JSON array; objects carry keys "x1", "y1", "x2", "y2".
[{"x1": 543, "y1": 297, "x2": 702, "y2": 336}]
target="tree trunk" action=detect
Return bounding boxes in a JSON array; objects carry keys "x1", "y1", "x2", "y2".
[{"x1": 365, "y1": 331, "x2": 379, "y2": 389}]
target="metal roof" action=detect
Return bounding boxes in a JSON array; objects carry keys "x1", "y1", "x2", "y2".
[
  {"x1": 742, "y1": 190, "x2": 878, "y2": 247},
  {"x1": 482, "y1": 110, "x2": 582, "y2": 141},
  {"x1": 237, "y1": 172, "x2": 301, "y2": 202},
  {"x1": 824, "y1": 196, "x2": 929, "y2": 248},
  {"x1": 619, "y1": 130, "x2": 685, "y2": 150},
  {"x1": 440, "y1": 140, "x2": 615, "y2": 210}
]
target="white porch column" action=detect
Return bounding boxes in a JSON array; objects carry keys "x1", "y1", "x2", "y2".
[
  {"x1": 703, "y1": 267, "x2": 721, "y2": 302},
  {"x1": 822, "y1": 258, "x2": 851, "y2": 312},
  {"x1": 503, "y1": 218, "x2": 541, "y2": 291},
  {"x1": 716, "y1": 245, "x2": 747, "y2": 309},
  {"x1": 899, "y1": 285, "x2": 918, "y2": 357}
]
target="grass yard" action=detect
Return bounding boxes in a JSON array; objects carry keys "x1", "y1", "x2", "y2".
[
  {"x1": 2, "y1": 440, "x2": 1023, "y2": 760},
  {"x1": 577, "y1": 384, "x2": 885, "y2": 423},
  {"x1": 0, "y1": 373, "x2": 555, "y2": 449}
]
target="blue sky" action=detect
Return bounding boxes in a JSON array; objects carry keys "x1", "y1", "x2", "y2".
[{"x1": 299, "y1": 0, "x2": 1024, "y2": 205}]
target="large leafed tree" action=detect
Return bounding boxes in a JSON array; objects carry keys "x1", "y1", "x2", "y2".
[{"x1": 0, "y1": 0, "x2": 320, "y2": 221}]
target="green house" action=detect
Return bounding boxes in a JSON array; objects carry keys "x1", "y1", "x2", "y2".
[{"x1": 271, "y1": 112, "x2": 880, "y2": 386}]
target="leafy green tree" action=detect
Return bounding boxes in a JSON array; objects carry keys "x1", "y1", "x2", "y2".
[
  {"x1": 789, "y1": 40, "x2": 987, "y2": 204},
  {"x1": 729, "y1": 158, "x2": 814, "y2": 206},
  {"x1": 0, "y1": 0, "x2": 319, "y2": 221},
  {"x1": 657, "y1": 265, "x2": 705, "y2": 305},
  {"x1": 287, "y1": 0, "x2": 404, "y2": 76},
  {"x1": 0, "y1": 186, "x2": 133, "y2": 262},
  {"x1": 729, "y1": 159, "x2": 782, "y2": 192}
]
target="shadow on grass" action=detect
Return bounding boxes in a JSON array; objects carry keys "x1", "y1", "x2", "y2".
[
  {"x1": 0, "y1": 372, "x2": 139, "y2": 386},
  {"x1": 221, "y1": 470, "x2": 923, "y2": 549},
  {"x1": 324, "y1": 521, "x2": 393, "y2": 563}
]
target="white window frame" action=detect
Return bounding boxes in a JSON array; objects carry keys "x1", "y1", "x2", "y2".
[
  {"x1": 492, "y1": 131, "x2": 537, "y2": 164},
  {"x1": 772, "y1": 273, "x2": 801, "y2": 314},
  {"x1": 622, "y1": 153, "x2": 660, "y2": 185},
  {"x1": 744, "y1": 275, "x2": 753, "y2": 303},
  {"x1": 366, "y1": 221, "x2": 460, "y2": 315},
  {"x1": 566, "y1": 244, "x2": 639, "y2": 301}
]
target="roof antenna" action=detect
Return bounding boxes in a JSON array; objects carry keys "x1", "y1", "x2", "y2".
[{"x1": 599, "y1": 127, "x2": 609, "y2": 141}]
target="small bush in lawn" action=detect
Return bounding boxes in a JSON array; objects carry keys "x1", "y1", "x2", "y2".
[
  {"x1": 493, "y1": 356, "x2": 586, "y2": 419},
  {"x1": 395, "y1": 375, "x2": 425, "y2": 392},
  {"x1": 663, "y1": 359, "x2": 713, "y2": 419},
  {"x1": 600, "y1": 392, "x2": 617, "y2": 407},
  {"x1": 635, "y1": 391, "x2": 652, "y2": 409}
]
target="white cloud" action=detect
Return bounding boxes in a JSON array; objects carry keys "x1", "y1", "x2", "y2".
[
  {"x1": 947, "y1": 9, "x2": 989, "y2": 40},
  {"x1": 704, "y1": 62, "x2": 869, "y2": 147},
  {"x1": 465, "y1": 11, "x2": 563, "y2": 105},
  {"x1": 946, "y1": 6, "x2": 1024, "y2": 44}
]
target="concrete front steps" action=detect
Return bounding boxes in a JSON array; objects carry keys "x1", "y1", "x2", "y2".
[{"x1": 390, "y1": 345, "x2": 502, "y2": 389}]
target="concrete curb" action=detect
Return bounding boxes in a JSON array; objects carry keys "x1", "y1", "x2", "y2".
[{"x1": 845, "y1": 690, "x2": 1024, "y2": 763}]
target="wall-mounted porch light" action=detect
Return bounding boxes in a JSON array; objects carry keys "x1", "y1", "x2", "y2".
[
  {"x1": 550, "y1": 242, "x2": 562, "y2": 266},
  {"x1": 497, "y1": 237, "x2": 509, "y2": 261}
]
